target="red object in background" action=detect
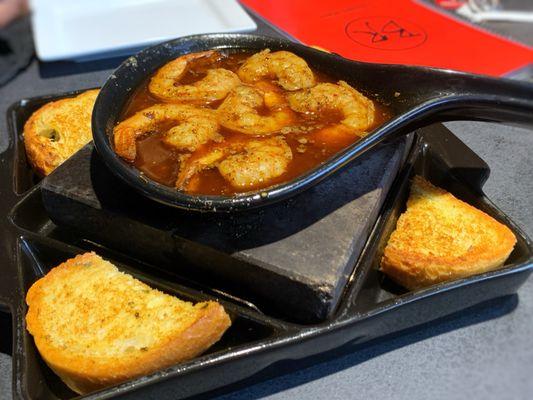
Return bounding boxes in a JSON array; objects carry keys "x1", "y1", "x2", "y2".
[
  {"x1": 433, "y1": 0, "x2": 466, "y2": 10},
  {"x1": 240, "y1": 0, "x2": 533, "y2": 77}
]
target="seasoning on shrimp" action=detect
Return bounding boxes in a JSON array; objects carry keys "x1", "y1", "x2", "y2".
[
  {"x1": 149, "y1": 50, "x2": 241, "y2": 104},
  {"x1": 217, "y1": 86, "x2": 295, "y2": 135},
  {"x1": 238, "y1": 49, "x2": 315, "y2": 90},
  {"x1": 115, "y1": 49, "x2": 390, "y2": 195},
  {"x1": 287, "y1": 81, "x2": 375, "y2": 133},
  {"x1": 114, "y1": 104, "x2": 222, "y2": 161},
  {"x1": 176, "y1": 137, "x2": 292, "y2": 190}
]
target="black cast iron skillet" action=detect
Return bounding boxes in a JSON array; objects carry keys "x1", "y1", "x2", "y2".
[{"x1": 92, "y1": 33, "x2": 533, "y2": 212}]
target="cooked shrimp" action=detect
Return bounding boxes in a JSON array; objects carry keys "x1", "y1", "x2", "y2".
[
  {"x1": 148, "y1": 50, "x2": 241, "y2": 104},
  {"x1": 163, "y1": 115, "x2": 220, "y2": 152},
  {"x1": 219, "y1": 137, "x2": 292, "y2": 189},
  {"x1": 176, "y1": 137, "x2": 292, "y2": 190},
  {"x1": 238, "y1": 49, "x2": 315, "y2": 91},
  {"x1": 217, "y1": 85, "x2": 295, "y2": 135},
  {"x1": 175, "y1": 148, "x2": 226, "y2": 189},
  {"x1": 287, "y1": 81, "x2": 375, "y2": 133},
  {"x1": 114, "y1": 104, "x2": 222, "y2": 161}
]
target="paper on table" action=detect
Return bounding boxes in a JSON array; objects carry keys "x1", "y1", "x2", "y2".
[
  {"x1": 240, "y1": 0, "x2": 533, "y2": 77},
  {"x1": 30, "y1": 0, "x2": 257, "y2": 62}
]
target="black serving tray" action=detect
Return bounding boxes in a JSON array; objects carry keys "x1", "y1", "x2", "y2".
[{"x1": 1, "y1": 91, "x2": 532, "y2": 400}]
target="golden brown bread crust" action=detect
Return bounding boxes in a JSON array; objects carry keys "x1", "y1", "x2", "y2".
[
  {"x1": 380, "y1": 176, "x2": 517, "y2": 290},
  {"x1": 26, "y1": 252, "x2": 231, "y2": 394},
  {"x1": 23, "y1": 89, "x2": 99, "y2": 176}
]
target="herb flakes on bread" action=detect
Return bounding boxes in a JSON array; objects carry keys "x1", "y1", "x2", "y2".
[
  {"x1": 25, "y1": 252, "x2": 231, "y2": 394},
  {"x1": 380, "y1": 176, "x2": 517, "y2": 290},
  {"x1": 23, "y1": 89, "x2": 99, "y2": 176}
]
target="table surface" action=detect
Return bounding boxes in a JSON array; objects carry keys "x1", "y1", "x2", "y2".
[{"x1": 1, "y1": 7, "x2": 532, "y2": 400}]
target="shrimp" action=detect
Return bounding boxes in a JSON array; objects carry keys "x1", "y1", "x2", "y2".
[
  {"x1": 114, "y1": 104, "x2": 222, "y2": 161},
  {"x1": 219, "y1": 137, "x2": 292, "y2": 189},
  {"x1": 148, "y1": 50, "x2": 241, "y2": 104},
  {"x1": 287, "y1": 81, "x2": 375, "y2": 134},
  {"x1": 176, "y1": 137, "x2": 292, "y2": 190},
  {"x1": 217, "y1": 85, "x2": 295, "y2": 135},
  {"x1": 238, "y1": 49, "x2": 315, "y2": 91}
]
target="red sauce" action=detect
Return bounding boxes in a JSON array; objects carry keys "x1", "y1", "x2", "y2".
[{"x1": 119, "y1": 50, "x2": 391, "y2": 195}]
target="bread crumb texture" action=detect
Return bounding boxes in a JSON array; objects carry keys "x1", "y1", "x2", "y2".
[
  {"x1": 26, "y1": 252, "x2": 231, "y2": 394},
  {"x1": 23, "y1": 89, "x2": 99, "y2": 176},
  {"x1": 380, "y1": 176, "x2": 516, "y2": 290}
]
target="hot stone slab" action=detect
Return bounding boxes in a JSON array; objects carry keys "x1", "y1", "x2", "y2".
[{"x1": 41, "y1": 138, "x2": 409, "y2": 323}]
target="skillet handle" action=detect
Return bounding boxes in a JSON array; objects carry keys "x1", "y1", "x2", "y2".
[
  {"x1": 422, "y1": 73, "x2": 533, "y2": 127},
  {"x1": 350, "y1": 71, "x2": 532, "y2": 175}
]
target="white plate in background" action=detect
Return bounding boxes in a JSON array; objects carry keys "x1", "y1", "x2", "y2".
[{"x1": 30, "y1": 0, "x2": 257, "y2": 62}]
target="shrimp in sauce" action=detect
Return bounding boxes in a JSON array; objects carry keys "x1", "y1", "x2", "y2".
[
  {"x1": 176, "y1": 137, "x2": 292, "y2": 190},
  {"x1": 115, "y1": 49, "x2": 390, "y2": 195},
  {"x1": 238, "y1": 49, "x2": 315, "y2": 91},
  {"x1": 114, "y1": 104, "x2": 222, "y2": 161},
  {"x1": 217, "y1": 85, "x2": 295, "y2": 135},
  {"x1": 149, "y1": 50, "x2": 240, "y2": 104},
  {"x1": 287, "y1": 81, "x2": 375, "y2": 132}
]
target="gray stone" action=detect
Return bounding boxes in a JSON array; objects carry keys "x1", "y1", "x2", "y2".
[{"x1": 41, "y1": 138, "x2": 407, "y2": 323}]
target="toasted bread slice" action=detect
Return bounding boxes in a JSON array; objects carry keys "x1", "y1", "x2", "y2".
[
  {"x1": 380, "y1": 176, "x2": 516, "y2": 290},
  {"x1": 26, "y1": 252, "x2": 231, "y2": 394},
  {"x1": 23, "y1": 89, "x2": 99, "y2": 176}
]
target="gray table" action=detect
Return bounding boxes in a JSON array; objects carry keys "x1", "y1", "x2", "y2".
[{"x1": 1, "y1": 8, "x2": 532, "y2": 400}]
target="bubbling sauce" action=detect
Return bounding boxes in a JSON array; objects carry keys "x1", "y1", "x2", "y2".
[{"x1": 119, "y1": 51, "x2": 391, "y2": 195}]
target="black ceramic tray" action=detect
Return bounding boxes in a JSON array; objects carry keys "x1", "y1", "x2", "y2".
[{"x1": 1, "y1": 91, "x2": 532, "y2": 400}]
